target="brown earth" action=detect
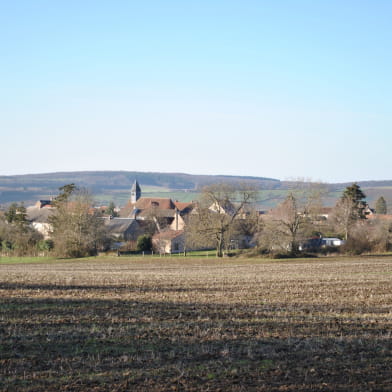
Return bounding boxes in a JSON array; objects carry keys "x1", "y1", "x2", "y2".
[{"x1": 1, "y1": 256, "x2": 391, "y2": 391}]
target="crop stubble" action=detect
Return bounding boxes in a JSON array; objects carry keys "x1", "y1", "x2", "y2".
[{"x1": 0, "y1": 257, "x2": 391, "y2": 391}]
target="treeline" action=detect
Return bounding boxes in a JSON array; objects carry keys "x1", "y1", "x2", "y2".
[
  {"x1": 0, "y1": 203, "x2": 52, "y2": 256},
  {"x1": 0, "y1": 171, "x2": 278, "y2": 191},
  {"x1": 1, "y1": 181, "x2": 391, "y2": 258},
  {"x1": 0, "y1": 171, "x2": 279, "y2": 205},
  {"x1": 0, "y1": 185, "x2": 107, "y2": 257},
  {"x1": 255, "y1": 183, "x2": 391, "y2": 256},
  {"x1": 185, "y1": 182, "x2": 392, "y2": 257}
]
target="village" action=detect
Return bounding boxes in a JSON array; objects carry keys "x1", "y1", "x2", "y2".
[{"x1": 7, "y1": 179, "x2": 389, "y2": 258}]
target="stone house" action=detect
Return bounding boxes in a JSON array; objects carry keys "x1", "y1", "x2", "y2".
[{"x1": 152, "y1": 230, "x2": 185, "y2": 254}]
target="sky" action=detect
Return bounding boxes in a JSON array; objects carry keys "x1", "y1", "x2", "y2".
[{"x1": 1, "y1": 0, "x2": 391, "y2": 183}]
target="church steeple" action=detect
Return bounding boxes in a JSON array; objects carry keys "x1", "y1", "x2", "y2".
[{"x1": 131, "y1": 180, "x2": 141, "y2": 203}]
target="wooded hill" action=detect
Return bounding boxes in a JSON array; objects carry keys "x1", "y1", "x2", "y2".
[{"x1": 1, "y1": 171, "x2": 392, "y2": 211}]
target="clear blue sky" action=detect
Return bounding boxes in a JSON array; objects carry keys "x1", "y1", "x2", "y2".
[{"x1": 1, "y1": 0, "x2": 391, "y2": 183}]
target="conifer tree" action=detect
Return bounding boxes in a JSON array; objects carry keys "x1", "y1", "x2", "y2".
[
  {"x1": 332, "y1": 183, "x2": 367, "y2": 240},
  {"x1": 375, "y1": 196, "x2": 387, "y2": 214},
  {"x1": 341, "y1": 183, "x2": 367, "y2": 219}
]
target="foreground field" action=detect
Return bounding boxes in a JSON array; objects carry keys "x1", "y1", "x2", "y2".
[{"x1": 1, "y1": 256, "x2": 391, "y2": 391}]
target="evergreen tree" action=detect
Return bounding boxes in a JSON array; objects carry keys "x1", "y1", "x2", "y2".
[
  {"x1": 342, "y1": 183, "x2": 366, "y2": 202},
  {"x1": 54, "y1": 183, "x2": 77, "y2": 204},
  {"x1": 136, "y1": 234, "x2": 152, "y2": 252},
  {"x1": 341, "y1": 183, "x2": 367, "y2": 219},
  {"x1": 375, "y1": 196, "x2": 387, "y2": 214},
  {"x1": 4, "y1": 203, "x2": 18, "y2": 223},
  {"x1": 332, "y1": 183, "x2": 367, "y2": 240},
  {"x1": 1, "y1": 204, "x2": 42, "y2": 255},
  {"x1": 5, "y1": 203, "x2": 28, "y2": 228},
  {"x1": 106, "y1": 201, "x2": 118, "y2": 217}
]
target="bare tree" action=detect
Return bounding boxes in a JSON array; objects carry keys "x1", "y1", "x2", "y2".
[
  {"x1": 49, "y1": 185, "x2": 106, "y2": 258},
  {"x1": 330, "y1": 196, "x2": 356, "y2": 241},
  {"x1": 258, "y1": 182, "x2": 325, "y2": 254},
  {"x1": 186, "y1": 183, "x2": 258, "y2": 257},
  {"x1": 259, "y1": 194, "x2": 306, "y2": 253},
  {"x1": 341, "y1": 218, "x2": 392, "y2": 254}
]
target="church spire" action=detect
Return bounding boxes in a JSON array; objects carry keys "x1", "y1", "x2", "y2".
[{"x1": 131, "y1": 180, "x2": 141, "y2": 203}]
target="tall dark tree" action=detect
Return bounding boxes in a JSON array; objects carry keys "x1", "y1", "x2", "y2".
[
  {"x1": 342, "y1": 183, "x2": 366, "y2": 201},
  {"x1": 54, "y1": 183, "x2": 77, "y2": 204},
  {"x1": 341, "y1": 183, "x2": 367, "y2": 218},
  {"x1": 136, "y1": 234, "x2": 152, "y2": 252},
  {"x1": 5, "y1": 203, "x2": 28, "y2": 228},
  {"x1": 375, "y1": 196, "x2": 387, "y2": 215},
  {"x1": 331, "y1": 183, "x2": 367, "y2": 240}
]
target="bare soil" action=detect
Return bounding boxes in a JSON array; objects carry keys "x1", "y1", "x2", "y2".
[{"x1": 1, "y1": 256, "x2": 391, "y2": 391}]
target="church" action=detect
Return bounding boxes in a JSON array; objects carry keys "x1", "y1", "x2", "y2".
[
  {"x1": 104, "y1": 180, "x2": 194, "y2": 253},
  {"x1": 119, "y1": 180, "x2": 193, "y2": 231}
]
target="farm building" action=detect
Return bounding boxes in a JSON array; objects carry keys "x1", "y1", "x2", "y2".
[{"x1": 152, "y1": 230, "x2": 185, "y2": 254}]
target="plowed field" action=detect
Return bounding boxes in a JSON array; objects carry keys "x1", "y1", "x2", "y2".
[{"x1": 1, "y1": 256, "x2": 391, "y2": 391}]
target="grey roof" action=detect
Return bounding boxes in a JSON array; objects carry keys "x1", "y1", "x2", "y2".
[
  {"x1": 26, "y1": 206, "x2": 54, "y2": 223},
  {"x1": 131, "y1": 180, "x2": 141, "y2": 193},
  {"x1": 104, "y1": 218, "x2": 139, "y2": 235},
  {"x1": 138, "y1": 208, "x2": 176, "y2": 219}
]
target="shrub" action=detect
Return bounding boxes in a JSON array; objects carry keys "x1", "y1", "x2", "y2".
[{"x1": 136, "y1": 235, "x2": 152, "y2": 252}]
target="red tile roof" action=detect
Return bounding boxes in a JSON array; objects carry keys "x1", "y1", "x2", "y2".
[
  {"x1": 134, "y1": 197, "x2": 176, "y2": 210},
  {"x1": 173, "y1": 201, "x2": 194, "y2": 211}
]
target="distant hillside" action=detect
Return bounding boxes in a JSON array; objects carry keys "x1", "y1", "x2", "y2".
[
  {"x1": 1, "y1": 171, "x2": 392, "y2": 212},
  {"x1": 0, "y1": 171, "x2": 279, "y2": 207}
]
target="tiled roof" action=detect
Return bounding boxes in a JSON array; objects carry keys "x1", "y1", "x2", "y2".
[
  {"x1": 134, "y1": 197, "x2": 176, "y2": 210},
  {"x1": 27, "y1": 206, "x2": 54, "y2": 223},
  {"x1": 119, "y1": 203, "x2": 135, "y2": 218},
  {"x1": 173, "y1": 201, "x2": 194, "y2": 212},
  {"x1": 35, "y1": 200, "x2": 53, "y2": 209},
  {"x1": 138, "y1": 209, "x2": 176, "y2": 219},
  {"x1": 120, "y1": 197, "x2": 177, "y2": 218}
]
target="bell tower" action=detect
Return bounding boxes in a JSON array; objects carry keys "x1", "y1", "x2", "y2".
[{"x1": 131, "y1": 180, "x2": 141, "y2": 203}]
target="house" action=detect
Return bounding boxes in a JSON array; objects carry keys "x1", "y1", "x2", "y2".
[
  {"x1": 363, "y1": 204, "x2": 375, "y2": 217},
  {"x1": 318, "y1": 207, "x2": 333, "y2": 220},
  {"x1": 152, "y1": 230, "x2": 185, "y2": 254},
  {"x1": 103, "y1": 217, "x2": 142, "y2": 241},
  {"x1": 208, "y1": 199, "x2": 236, "y2": 215},
  {"x1": 120, "y1": 180, "x2": 194, "y2": 232},
  {"x1": 25, "y1": 181, "x2": 195, "y2": 249},
  {"x1": 26, "y1": 202, "x2": 54, "y2": 239}
]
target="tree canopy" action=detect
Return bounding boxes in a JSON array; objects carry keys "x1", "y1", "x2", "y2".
[
  {"x1": 341, "y1": 183, "x2": 367, "y2": 219},
  {"x1": 375, "y1": 196, "x2": 387, "y2": 215},
  {"x1": 331, "y1": 183, "x2": 368, "y2": 240},
  {"x1": 186, "y1": 183, "x2": 258, "y2": 257},
  {"x1": 49, "y1": 184, "x2": 106, "y2": 258}
]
